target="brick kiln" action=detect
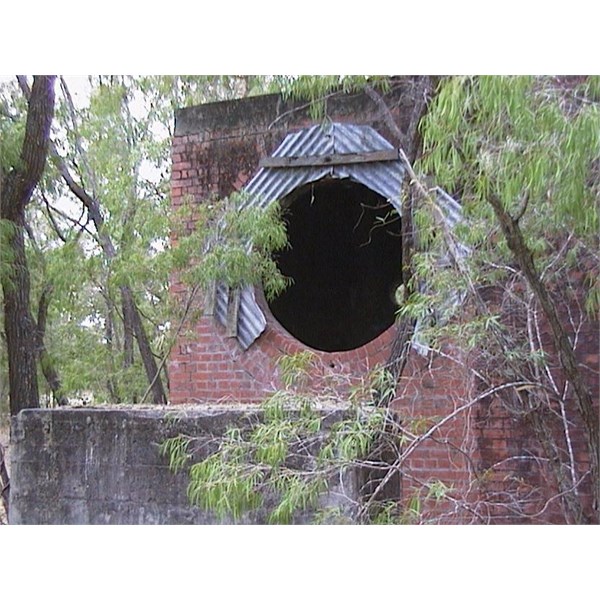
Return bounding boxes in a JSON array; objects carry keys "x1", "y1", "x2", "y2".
[{"x1": 168, "y1": 79, "x2": 598, "y2": 523}]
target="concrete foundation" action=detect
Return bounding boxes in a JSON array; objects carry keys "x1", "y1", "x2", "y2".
[{"x1": 8, "y1": 406, "x2": 359, "y2": 525}]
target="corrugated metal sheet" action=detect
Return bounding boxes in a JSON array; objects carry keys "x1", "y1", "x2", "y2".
[
  {"x1": 336, "y1": 162, "x2": 403, "y2": 212},
  {"x1": 241, "y1": 123, "x2": 405, "y2": 211},
  {"x1": 434, "y1": 186, "x2": 463, "y2": 229},
  {"x1": 243, "y1": 166, "x2": 331, "y2": 210},
  {"x1": 215, "y1": 283, "x2": 266, "y2": 350},
  {"x1": 215, "y1": 123, "x2": 466, "y2": 351},
  {"x1": 272, "y1": 124, "x2": 335, "y2": 158}
]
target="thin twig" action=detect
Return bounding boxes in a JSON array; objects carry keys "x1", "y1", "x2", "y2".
[
  {"x1": 139, "y1": 283, "x2": 201, "y2": 404},
  {"x1": 357, "y1": 380, "x2": 543, "y2": 520}
]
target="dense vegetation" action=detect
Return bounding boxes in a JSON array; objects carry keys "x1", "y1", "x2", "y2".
[{"x1": 1, "y1": 76, "x2": 276, "y2": 413}]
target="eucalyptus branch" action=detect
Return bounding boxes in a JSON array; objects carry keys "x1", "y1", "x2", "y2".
[
  {"x1": 27, "y1": 87, "x2": 169, "y2": 404},
  {"x1": 520, "y1": 470, "x2": 591, "y2": 520},
  {"x1": 400, "y1": 469, "x2": 486, "y2": 524},
  {"x1": 267, "y1": 93, "x2": 338, "y2": 130},
  {"x1": 59, "y1": 76, "x2": 99, "y2": 200},
  {"x1": 139, "y1": 283, "x2": 201, "y2": 404},
  {"x1": 22, "y1": 220, "x2": 41, "y2": 252},
  {"x1": 540, "y1": 233, "x2": 575, "y2": 283},
  {"x1": 0, "y1": 442, "x2": 9, "y2": 519},
  {"x1": 486, "y1": 191, "x2": 598, "y2": 511},
  {"x1": 42, "y1": 192, "x2": 97, "y2": 242},
  {"x1": 357, "y1": 380, "x2": 544, "y2": 520},
  {"x1": 513, "y1": 191, "x2": 530, "y2": 222},
  {"x1": 364, "y1": 84, "x2": 406, "y2": 144},
  {"x1": 40, "y1": 192, "x2": 67, "y2": 243},
  {"x1": 15, "y1": 75, "x2": 30, "y2": 99}
]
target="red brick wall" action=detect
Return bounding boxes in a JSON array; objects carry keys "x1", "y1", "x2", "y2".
[
  {"x1": 390, "y1": 346, "x2": 481, "y2": 523},
  {"x1": 169, "y1": 85, "x2": 417, "y2": 405},
  {"x1": 470, "y1": 263, "x2": 599, "y2": 524}
]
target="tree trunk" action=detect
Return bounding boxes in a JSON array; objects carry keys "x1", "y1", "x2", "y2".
[
  {"x1": 487, "y1": 192, "x2": 599, "y2": 517},
  {"x1": 18, "y1": 75, "x2": 167, "y2": 405},
  {"x1": 121, "y1": 286, "x2": 166, "y2": 405},
  {"x1": 104, "y1": 299, "x2": 120, "y2": 403},
  {"x1": 122, "y1": 292, "x2": 135, "y2": 370},
  {"x1": 47, "y1": 131, "x2": 167, "y2": 405},
  {"x1": 364, "y1": 78, "x2": 439, "y2": 391},
  {"x1": 0, "y1": 75, "x2": 56, "y2": 415},
  {"x1": 35, "y1": 284, "x2": 67, "y2": 406},
  {"x1": 384, "y1": 179, "x2": 418, "y2": 391}
]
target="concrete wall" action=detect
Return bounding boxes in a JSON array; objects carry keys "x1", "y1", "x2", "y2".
[{"x1": 8, "y1": 406, "x2": 357, "y2": 525}]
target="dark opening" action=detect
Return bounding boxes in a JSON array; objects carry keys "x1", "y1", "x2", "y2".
[{"x1": 268, "y1": 178, "x2": 402, "y2": 352}]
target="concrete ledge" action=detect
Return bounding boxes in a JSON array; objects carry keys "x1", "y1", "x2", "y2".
[{"x1": 8, "y1": 405, "x2": 357, "y2": 524}]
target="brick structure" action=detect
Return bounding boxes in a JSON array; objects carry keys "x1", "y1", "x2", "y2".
[
  {"x1": 169, "y1": 80, "x2": 425, "y2": 405},
  {"x1": 168, "y1": 81, "x2": 599, "y2": 524}
]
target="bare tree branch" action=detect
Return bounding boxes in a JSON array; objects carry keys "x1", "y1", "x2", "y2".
[{"x1": 486, "y1": 191, "x2": 599, "y2": 512}]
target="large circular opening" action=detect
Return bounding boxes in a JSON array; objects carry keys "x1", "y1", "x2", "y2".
[{"x1": 268, "y1": 178, "x2": 402, "y2": 352}]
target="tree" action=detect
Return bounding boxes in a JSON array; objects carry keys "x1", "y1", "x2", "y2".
[
  {"x1": 2, "y1": 75, "x2": 596, "y2": 523},
  {"x1": 1, "y1": 75, "x2": 56, "y2": 415},
  {"x1": 1, "y1": 75, "x2": 272, "y2": 410}
]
